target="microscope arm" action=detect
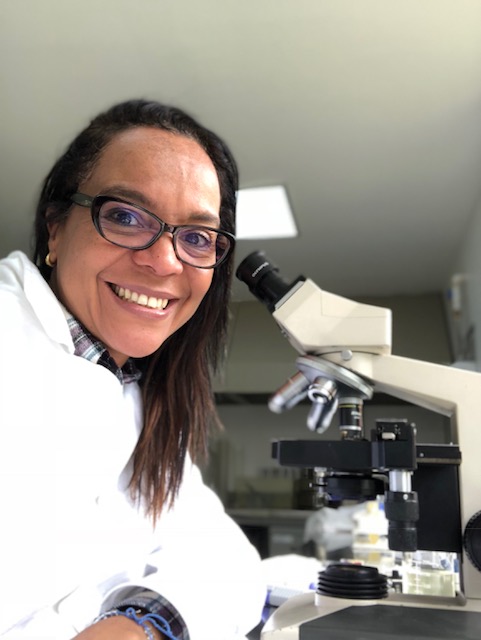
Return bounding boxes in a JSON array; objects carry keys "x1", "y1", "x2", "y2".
[
  {"x1": 271, "y1": 276, "x2": 477, "y2": 423},
  {"x1": 325, "y1": 350, "x2": 477, "y2": 421}
]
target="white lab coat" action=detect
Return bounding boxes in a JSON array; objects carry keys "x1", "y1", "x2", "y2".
[{"x1": 0, "y1": 251, "x2": 265, "y2": 639}]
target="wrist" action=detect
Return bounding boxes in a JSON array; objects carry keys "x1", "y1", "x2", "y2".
[
  {"x1": 94, "y1": 608, "x2": 167, "y2": 640},
  {"x1": 118, "y1": 607, "x2": 162, "y2": 639},
  {"x1": 73, "y1": 615, "x2": 156, "y2": 640}
]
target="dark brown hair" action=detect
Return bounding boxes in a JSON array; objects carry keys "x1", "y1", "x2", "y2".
[{"x1": 33, "y1": 99, "x2": 237, "y2": 519}]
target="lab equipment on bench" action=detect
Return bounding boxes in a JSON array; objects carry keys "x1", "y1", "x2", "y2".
[{"x1": 236, "y1": 251, "x2": 481, "y2": 639}]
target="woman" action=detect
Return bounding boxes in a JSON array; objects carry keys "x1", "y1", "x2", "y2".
[{"x1": 0, "y1": 100, "x2": 265, "y2": 639}]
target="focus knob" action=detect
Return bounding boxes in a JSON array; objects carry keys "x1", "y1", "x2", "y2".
[{"x1": 464, "y1": 511, "x2": 481, "y2": 571}]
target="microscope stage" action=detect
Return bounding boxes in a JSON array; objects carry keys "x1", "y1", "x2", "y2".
[{"x1": 300, "y1": 604, "x2": 481, "y2": 639}]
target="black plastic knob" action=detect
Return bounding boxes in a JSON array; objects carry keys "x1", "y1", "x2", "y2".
[
  {"x1": 317, "y1": 564, "x2": 388, "y2": 600},
  {"x1": 384, "y1": 490, "x2": 419, "y2": 552},
  {"x1": 464, "y1": 511, "x2": 481, "y2": 572}
]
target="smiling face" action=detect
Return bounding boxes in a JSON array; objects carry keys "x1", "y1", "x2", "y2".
[{"x1": 47, "y1": 127, "x2": 221, "y2": 366}]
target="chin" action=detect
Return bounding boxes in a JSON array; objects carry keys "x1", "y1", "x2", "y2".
[
  {"x1": 123, "y1": 342, "x2": 165, "y2": 360},
  {"x1": 110, "y1": 327, "x2": 178, "y2": 362}
]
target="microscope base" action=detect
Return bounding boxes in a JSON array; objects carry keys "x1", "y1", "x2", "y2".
[{"x1": 261, "y1": 592, "x2": 481, "y2": 639}]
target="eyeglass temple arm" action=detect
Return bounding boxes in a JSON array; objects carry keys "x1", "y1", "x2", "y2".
[{"x1": 71, "y1": 193, "x2": 93, "y2": 207}]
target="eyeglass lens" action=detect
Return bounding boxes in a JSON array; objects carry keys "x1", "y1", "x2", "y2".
[{"x1": 96, "y1": 199, "x2": 230, "y2": 267}]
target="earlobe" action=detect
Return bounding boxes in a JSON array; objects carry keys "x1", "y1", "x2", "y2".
[
  {"x1": 46, "y1": 215, "x2": 60, "y2": 265},
  {"x1": 46, "y1": 223, "x2": 58, "y2": 256}
]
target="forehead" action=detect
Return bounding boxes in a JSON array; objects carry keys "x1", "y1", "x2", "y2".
[
  {"x1": 85, "y1": 127, "x2": 220, "y2": 197},
  {"x1": 104, "y1": 126, "x2": 209, "y2": 158}
]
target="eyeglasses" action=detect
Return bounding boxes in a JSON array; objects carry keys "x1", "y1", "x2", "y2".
[{"x1": 70, "y1": 193, "x2": 235, "y2": 269}]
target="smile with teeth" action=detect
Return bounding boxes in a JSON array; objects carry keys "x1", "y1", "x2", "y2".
[{"x1": 111, "y1": 284, "x2": 169, "y2": 310}]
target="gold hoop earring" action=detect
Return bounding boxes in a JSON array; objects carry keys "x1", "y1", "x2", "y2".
[{"x1": 45, "y1": 253, "x2": 55, "y2": 268}]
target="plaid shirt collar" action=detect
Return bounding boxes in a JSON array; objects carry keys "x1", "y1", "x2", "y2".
[{"x1": 66, "y1": 313, "x2": 142, "y2": 385}]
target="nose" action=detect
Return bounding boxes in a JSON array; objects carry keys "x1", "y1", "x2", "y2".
[{"x1": 131, "y1": 233, "x2": 184, "y2": 275}]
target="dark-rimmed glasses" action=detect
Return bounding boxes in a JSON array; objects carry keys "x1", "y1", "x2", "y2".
[{"x1": 70, "y1": 193, "x2": 235, "y2": 269}]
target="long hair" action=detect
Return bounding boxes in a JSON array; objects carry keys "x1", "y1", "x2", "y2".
[{"x1": 33, "y1": 100, "x2": 238, "y2": 519}]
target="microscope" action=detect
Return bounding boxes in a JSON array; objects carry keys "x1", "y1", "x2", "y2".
[{"x1": 236, "y1": 252, "x2": 481, "y2": 639}]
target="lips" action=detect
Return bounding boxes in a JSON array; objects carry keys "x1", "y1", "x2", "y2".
[{"x1": 110, "y1": 284, "x2": 169, "y2": 310}]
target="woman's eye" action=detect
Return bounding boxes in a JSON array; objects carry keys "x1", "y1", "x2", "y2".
[
  {"x1": 104, "y1": 206, "x2": 142, "y2": 227},
  {"x1": 182, "y1": 229, "x2": 214, "y2": 250},
  {"x1": 99, "y1": 202, "x2": 160, "y2": 235}
]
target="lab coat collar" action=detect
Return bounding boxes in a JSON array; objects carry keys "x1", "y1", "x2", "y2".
[{"x1": 4, "y1": 251, "x2": 74, "y2": 353}]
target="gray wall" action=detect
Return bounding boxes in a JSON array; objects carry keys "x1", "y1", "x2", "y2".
[{"x1": 450, "y1": 195, "x2": 481, "y2": 371}]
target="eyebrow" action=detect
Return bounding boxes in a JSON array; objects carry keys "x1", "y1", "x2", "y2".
[{"x1": 101, "y1": 184, "x2": 221, "y2": 226}]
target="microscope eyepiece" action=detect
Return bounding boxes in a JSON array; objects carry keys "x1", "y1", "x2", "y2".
[{"x1": 236, "y1": 251, "x2": 303, "y2": 311}]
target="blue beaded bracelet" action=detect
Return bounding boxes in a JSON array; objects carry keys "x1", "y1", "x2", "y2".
[{"x1": 94, "y1": 606, "x2": 179, "y2": 640}]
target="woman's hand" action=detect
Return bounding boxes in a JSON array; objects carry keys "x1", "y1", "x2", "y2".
[{"x1": 71, "y1": 616, "x2": 163, "y2": 639}]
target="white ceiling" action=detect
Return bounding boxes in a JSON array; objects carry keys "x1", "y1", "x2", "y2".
[{"x1": 2, "y1": 0, "x2": 481, "y2": 301}]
